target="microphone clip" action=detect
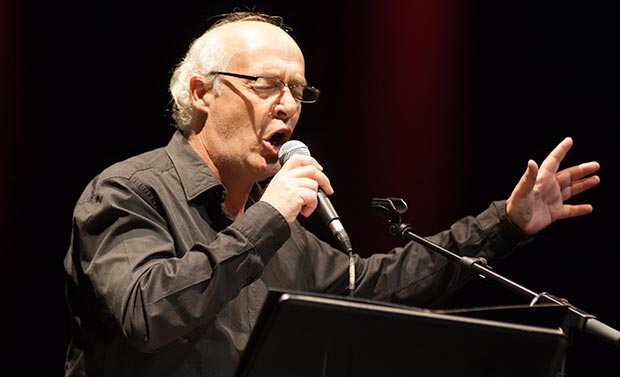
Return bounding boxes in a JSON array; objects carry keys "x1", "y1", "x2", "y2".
[{"x1": 371, "y1": 197, "x2": 412, "y2": 242}]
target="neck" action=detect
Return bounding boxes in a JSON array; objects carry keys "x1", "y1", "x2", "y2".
[
  {"x1": 187, "y1": 135, "x2": 254, "y2": 219},
  {"x1": 222, "y1": 185, "x2": 252, "y2": 219},
  {"x1": 220, "y1": 165, "x2": 255, "y2": 218}
]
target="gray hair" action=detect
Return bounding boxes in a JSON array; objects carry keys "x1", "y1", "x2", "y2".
[{"x1": 168, "y1": 11, "x2": 291, "y2": 131}]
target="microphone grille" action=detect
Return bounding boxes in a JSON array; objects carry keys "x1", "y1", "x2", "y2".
[{"x1": 278, "y1": 140, "x2": 311, "y2": 165}]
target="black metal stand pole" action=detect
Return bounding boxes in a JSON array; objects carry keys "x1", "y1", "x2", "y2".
[{"x1": 373, "y1": 197, "x2": 620, "y2": 348}]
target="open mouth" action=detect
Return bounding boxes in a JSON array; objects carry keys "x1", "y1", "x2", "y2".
[{"x1": 268, "y1": 132, "x2": 287, "y2": 147}]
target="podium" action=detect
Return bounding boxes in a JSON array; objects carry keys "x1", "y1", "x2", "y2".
[{"x1": 235, "y1": 290, "x2": 569, "y2": 377}]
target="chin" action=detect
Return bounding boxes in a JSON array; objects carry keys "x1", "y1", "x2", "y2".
[
  {"x1": 252, "y1": 161, "x2": 279, "y2": 182},
  {"x1": 263, "y1": 164, "x2": 280, "y2": 179}
]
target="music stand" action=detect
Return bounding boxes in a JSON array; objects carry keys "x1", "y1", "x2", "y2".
[{"x1": 235, "y1": 290, "x2": 568, "y2": 377}]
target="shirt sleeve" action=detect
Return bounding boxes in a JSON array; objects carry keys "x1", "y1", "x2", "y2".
[
  {"x1": 348, "y1": 200, "x2": 531, "y2": 306},
  {"x1": 66, "y1": 175, "x2": 290, "y2": 353}
]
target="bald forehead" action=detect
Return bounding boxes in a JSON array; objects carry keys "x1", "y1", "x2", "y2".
[{"x1": 215, "y1": 21, "x2": 302, "y2": 55}]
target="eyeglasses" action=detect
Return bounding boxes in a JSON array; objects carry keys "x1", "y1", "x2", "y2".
[{"x1": 208, "y1": 71, "x2": 320, "y2": 103}]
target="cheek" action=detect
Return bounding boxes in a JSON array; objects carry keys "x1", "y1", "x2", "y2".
[
  {"x1": 211, "y1": 103, "x2": 252, "y2": 137},
  {"x1": 291, "y1": 109, "x2": 301, "y2": 129}
]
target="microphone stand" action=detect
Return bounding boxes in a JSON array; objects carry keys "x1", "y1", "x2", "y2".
[{"x1": 371, "y1": 198, "x2": 620, "y2": 351}]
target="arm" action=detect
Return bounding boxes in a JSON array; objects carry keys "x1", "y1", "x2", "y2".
[{"x1": 67, "y1": 176, "x2": 289, "y2": 352}]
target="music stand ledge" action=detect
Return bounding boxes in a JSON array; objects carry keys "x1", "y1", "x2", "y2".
[{"x1": 235, "y1": 290, "x2": 569, "y2": 377}]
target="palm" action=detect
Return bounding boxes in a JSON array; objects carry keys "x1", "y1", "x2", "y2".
[{"x1": 506, "y1": 137, "x2": 600, "y2": 235}]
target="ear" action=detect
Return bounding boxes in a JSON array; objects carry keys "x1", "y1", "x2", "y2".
[{"x1": 189, "y1": 76, "x2": 211, "y2": 113}]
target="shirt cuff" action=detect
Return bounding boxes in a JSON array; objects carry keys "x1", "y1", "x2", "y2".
[{"x1": 230, "y1": 201, "x2": 291, "y2": 263}]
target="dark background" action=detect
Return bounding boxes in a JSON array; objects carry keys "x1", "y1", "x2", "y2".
[{"x1": 3, "y1": 1, "x2": 617, "y2": 376}]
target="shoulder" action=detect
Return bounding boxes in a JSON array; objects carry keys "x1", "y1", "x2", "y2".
[
  {"x1": 75, "y1": 146, "x2": 175, "y2": 208},
  {"x1": 98, "y1": 147, "x2": 172, "y2": 182}
]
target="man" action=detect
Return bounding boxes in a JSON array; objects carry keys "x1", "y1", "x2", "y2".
[{"x1": 63, "y1": 11, "x2": 600, "y2": 377}]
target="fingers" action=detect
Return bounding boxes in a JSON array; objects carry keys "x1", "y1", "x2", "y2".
[
  {"x1": 560, "y1": 174, "x2": 601, "y2": 202},
  {"x1": 505, "y1": 160, "x2": 539, "y2": 230},
  {"x1": 556, "y1": 161, "x2": 601, "y2": 200},
  {"x1": 280, "y1": 154, "x2": 333, "y2": 194},
  {"x1": 570, "y1": 174, "x2": 601, "y2": 197},
  {"x1": 557, "y1": 161, "x2": 600, "y2": 182},
  {"x1": 511, "y1": 159, "x2": 539, "y2": 202},
  {"x1": 560, "y1": 203, "x2": 594, "y2": 219},
  {"x1": 280, "y1": 153, "x2": 324, "y2": 171},
  {"x1": 290, "y1": 176, "x2": 321, "y2": 217},
  {"x1": 537, "y1": 138, "x2": 601, "y2": 203},
  {"x1": 557, "y1": 164, "x2": 599, "y2": 219},
  {"x1": 539, "y1": 137, "x2": 573, "y2": 173},
  {"x1": 261, "y1": 154, "x2": 334, "y2": 223},
  {"x1": 523, "y1": 159, "x2": 539, "y2": 192}
]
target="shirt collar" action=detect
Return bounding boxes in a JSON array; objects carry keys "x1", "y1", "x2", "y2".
[
  {"x1": 165, "y1": 130, "x2": 225, "y2": 202},
  {"x1": 164, "y1": 130, "x2": 266, "y2": 204}
]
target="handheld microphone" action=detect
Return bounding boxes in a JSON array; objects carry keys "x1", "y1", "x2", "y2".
[{"x1": 278, "y1": 140, "x2": 353, "y2": 253}]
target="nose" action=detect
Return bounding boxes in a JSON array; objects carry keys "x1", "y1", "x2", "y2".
[{"x1": 271, "y1": 87, "x2": 301, "y2": 119}]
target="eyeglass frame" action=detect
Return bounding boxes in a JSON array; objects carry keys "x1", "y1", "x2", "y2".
[{"x1": 207, "y1": 71, "x2": 320, "y2": 103}]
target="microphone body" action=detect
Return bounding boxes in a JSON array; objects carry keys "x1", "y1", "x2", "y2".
[{"x1": 278, "y1": 140, "x2": 353, "y2": 253}]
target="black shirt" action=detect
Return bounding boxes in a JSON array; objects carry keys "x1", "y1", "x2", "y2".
[{"x1": 64, "y1": 130, "x2": 528, "y2": 377}]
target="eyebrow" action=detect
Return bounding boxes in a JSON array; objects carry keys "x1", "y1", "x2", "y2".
[{"x1": 257, "y1": 72, "x2": 308, "y2": 85}]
